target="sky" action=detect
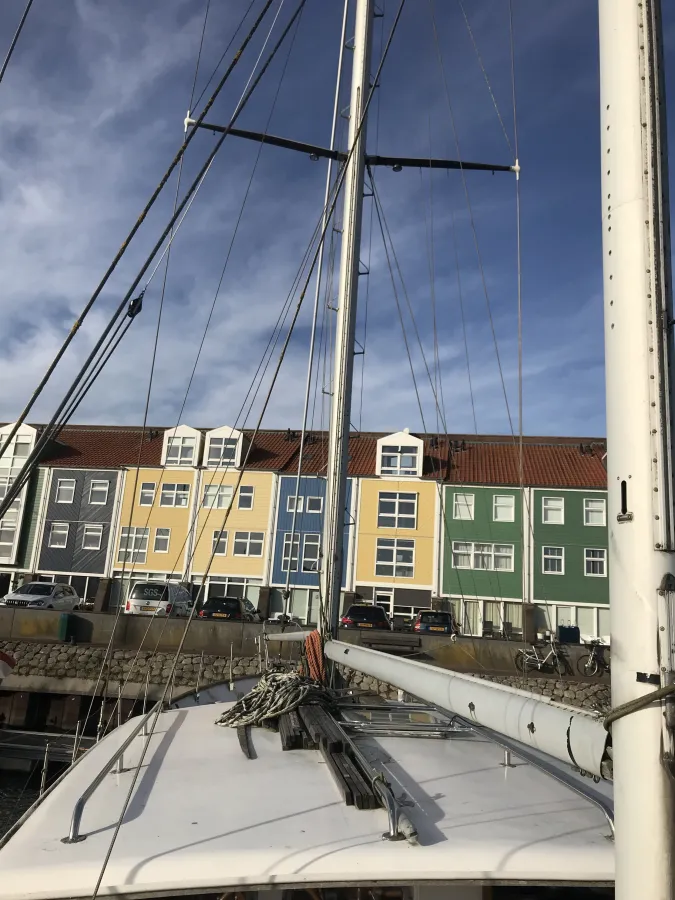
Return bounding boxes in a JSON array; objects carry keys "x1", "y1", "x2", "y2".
[{"x1": 1, "y1": 0, "x2": 674, "y2": 440}]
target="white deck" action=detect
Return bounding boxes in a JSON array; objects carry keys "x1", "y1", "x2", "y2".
[{"x1": 0, "y1": 702, "x2": 614, "y2": 899}]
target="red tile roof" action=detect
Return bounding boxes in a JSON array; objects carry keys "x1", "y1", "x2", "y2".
[{"x1": 30, "y1": 425, "x2": 607, "y2": 489}]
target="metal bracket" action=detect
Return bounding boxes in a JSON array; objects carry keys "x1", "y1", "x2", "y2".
[
  {"x1": 637, "y1": 671, "x2": 661, "y2": 685},
  {"x1": 617, "y1": 512, "x2": 634, "y2": 522}
]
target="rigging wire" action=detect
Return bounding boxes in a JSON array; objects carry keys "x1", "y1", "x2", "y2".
[
  {"x1": 0, "y1": 0, "x2": 276, "y2": 466},
  {"x1": 0, "y1": 0, "x2": 34, "y2": 87},
  {"x1": 0, "y1": 0, "x2": 306, "y2": 522}
]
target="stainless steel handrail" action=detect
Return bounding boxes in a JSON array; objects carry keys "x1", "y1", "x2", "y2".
[{"x1": 61, "y1": 701, "x2": 162, "y2": 844}]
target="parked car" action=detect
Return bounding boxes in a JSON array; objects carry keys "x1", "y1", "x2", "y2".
[
  {"x1": 197, "y1": 596, "x2": 260, "y2": 622},
  {"x1": 340, "y1": 603, "x2": 392, "y2": 630},
  {"x1": 412, "y1": 609, "x2": 457, "y2": 635},
  {"x1": 1, "y1": 582, "x2": 81, "y2": 610},
  {"x1": 124, "y1": 581, "x2": 192, "y2": 617}
]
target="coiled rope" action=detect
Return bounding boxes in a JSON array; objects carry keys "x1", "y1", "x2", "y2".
[
  {"x1": 305, "y1": 630, "x2": 326, "y2": 683},
  {"x1": 215, "y1": 670, "x2": 332, "y2": 729}
]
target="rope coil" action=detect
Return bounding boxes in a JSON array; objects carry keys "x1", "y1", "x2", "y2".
[{"x1": 215, "y1": 670, "x2": 332, "y2": 729}]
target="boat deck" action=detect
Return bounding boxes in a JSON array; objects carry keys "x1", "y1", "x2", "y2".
[{"x1": 0, "y1": 701, "x2": 614, "y2": 900}]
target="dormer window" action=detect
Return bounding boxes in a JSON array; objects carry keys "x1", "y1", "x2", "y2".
[
  {"x1": 208, "y1": 437, "x2": 238, "y2": 467},
  {"x1": 166, "y1": 436, "x2": 196, "y2": 466},
  {"x1": 380, "y1": 445, "x2": 419, "y2": 477}
]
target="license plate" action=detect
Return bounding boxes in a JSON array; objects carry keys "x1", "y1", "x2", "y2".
[
  {"x1": 358, "y1": 622, "x2": 373, "y2": 627},
  {"x1": 140, "y1": 606, "x2": 156, "y2": 612},
  {"x1": 212, "y1": 613, "x2": 229, "y2": 618},
  {"x1": 430, "y1": 626, "x2": 445, "y2": 632}
]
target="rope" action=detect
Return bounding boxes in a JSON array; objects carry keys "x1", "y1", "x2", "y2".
[
  {"x1": 604, "y1": 683, "x2": 675, "y2": 731},
  {"x1": 215, "y1": 671, "x2": 332, "y2": 728},
  {"x1": 305, "y1": 630, "x2": 326, "y2": 684}
]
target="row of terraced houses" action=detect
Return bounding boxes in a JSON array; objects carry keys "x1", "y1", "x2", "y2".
[{"x1": 0, "y1": 422, "x2": 610, "y2": 639}]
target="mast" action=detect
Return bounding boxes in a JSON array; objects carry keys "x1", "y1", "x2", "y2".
[
  {"x1": 321, "y1": 0, "x2": 374, "y2": 636},
  {"x1": 599, "y1": 1, "x2": 675, "y2": 897}
]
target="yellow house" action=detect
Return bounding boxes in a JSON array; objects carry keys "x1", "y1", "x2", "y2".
[
  {"x1": 112, "y1": 425, "x2": 203, "y2": 601},
  {"x1": 354, "y1": 430, "x2": 440, "y2": 620}
]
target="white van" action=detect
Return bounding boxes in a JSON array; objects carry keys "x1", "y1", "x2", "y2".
[{"x1": 124, "y1": 581, "x2": 192, "y2": 617}]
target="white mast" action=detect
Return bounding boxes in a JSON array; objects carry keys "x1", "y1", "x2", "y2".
[
  {"x1": 321, "y1": 0, "x2": 374, "y2": 635},
  {"x1": 599, "y1": 1, "x2": 675, "y2": 897}
]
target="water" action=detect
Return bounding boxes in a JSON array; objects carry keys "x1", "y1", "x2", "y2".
[{"x1": 0, "y1": 770, "x2": 40, "y2": 836}]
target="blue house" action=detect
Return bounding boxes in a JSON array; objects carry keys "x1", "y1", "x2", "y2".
[{"x1": 269, "y1": 475, "x2": 353, "y2": 623}]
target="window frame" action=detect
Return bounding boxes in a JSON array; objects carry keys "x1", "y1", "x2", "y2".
[
  {"x1": 281, "y1": 532, "x2": 300, "y2": 572},
  {"x1": 233, "y1": 531, "x2": 264, "y2": 557},
  {"x1": 207, "y1": 437, "x2": 238, "y2": 468},
  {"x1": 166, "y1": 436, "x2": 196, "y2": 466},
  {"x1": 139, "y1": 482, "x2": 156, "y2": 506},
  {"x1": 377, "y1": 491, "x2": 418, "y2": 529},
  {"x1": 287, "y1": 495, "x2": 304, "y2": 513},
  {"x1": 212, "y1": 530, "x2": 228, "y2": 556},
  {"x1": 542, "y1": 496, "x2": 565, "y2": 525},
  {"x1": 584, "y1": 497, "x2": 607, "y2": 527},
  {"x1": 160, "y1": 483, "x2": 191, "y2": 508},
  {"x1": 379, "y1": 444, "x2": 420, "y2": 477},
  {"x1": 48, "y1": 522, "x2": 69, "y2": 549},
  {"x1": 88, "y1": 480, "x2": 109, "y2": 505},
  {"x1": 117, "y1": 527, "x2": 149, "y2": 564},
  {"x1": 375, "y1": 537, "x2": 415, "y2": 578},
  {"x1": 453, "y1": 492, "x2": 475, "y2": 521},
  {"x1": 238, "y1": 485, "x2": 255, "y2": 510},
  {"x1": 493, "y1": 494, "x2": 515, "y2": 523},
  {"x1": 302, "y1": 533, "x2": 321, "y2": 572},
  {"x1": 202, "y1": 484, "x2": 233, "y2": 510},
  {"x1": 585, "y1": 547, "x2": 607, "y2": 577},
  {"x1": 55, "y1": 478, "x2": 76, "y2": 504},
  {"x1": 306, "y1": 496, "x2": 323, "y2": 514},
  {"x1": 153, "y1": 527, "x2": 171, "y2": 554},
  {"x1": 82, "y1": 523, "x2": 103, "y2": 551},
  {"x1": 542, "y1": 545, "x2": 565, "y2": 575},
  {"x1": 450, "y1": 540, "x2": 515, "y2": 572}
]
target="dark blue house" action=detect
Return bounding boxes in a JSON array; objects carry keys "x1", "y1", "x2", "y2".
[{"x1": 269, "y1": 475, "x2": 353, "y2": 623}]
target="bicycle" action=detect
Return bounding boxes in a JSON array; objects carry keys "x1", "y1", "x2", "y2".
[
  {"x1": 514, "y1": 638, "x2": 569, "y2": 677},
  {"x1": 577, "y1": 639, "x2": 610, "y2": 677}
]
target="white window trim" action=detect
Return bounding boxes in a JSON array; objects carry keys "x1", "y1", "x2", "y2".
[
  {"x1": 202, "y1": 484, "x2": 233, "y2": 509},
  {"x1": 375, "y1": 537, "x2": 415, "y2": 579},
  {"x1": 139, "y1": 482, "x2": 156, "y2": 506},
  {"x1": 306, "y1": 496, "x2": 323, "y2": 514},
  {"x1": 233, "y1": 531, "x2": 264, "y2": 557},
  {"x1": 287, "y1": 495, "x2": 304, "y2": 513},
  {"x1": 212, "y1": 530, "x2": 228, "y2": 556},
  {"x1": 55, "y1": 479, "x2": 76, "y2": 504},
  {"x1": 377, "y1": 491, "x2": 418, "y2": 529},
  {"x1": 206, "y1": 436, "x2": 239, "y2": 468},
  {"x1": 117, "y1": 526, "x2": 149, "y2": 564},
  {"x1": 238, "y1": 485, "x2": 255, "y2": 510},
  {"x1": 379, "y1": 446, "x2": 420, "y2": 477},
  {"x1": 493, "y1": 494, "x2": 515, "y2": 523},
  {"x1": 153, "y1": 528, "x2": 171, "y2": 554},
  {"x1": 160, "y1": 483, "x2": 191, "y2": 508},
  {"x1": 542, "y1": 545, "x2": 565, "y2": 575},
  {"x1": 542, "y1": 496, "x2": 565, "y2": 525},
  {"x1": 88, "y1": 480, "x2": 109, "y2": 505},
  {"x1": 48, "y1": 522, "x2": 69, "y2": 549},
  {"x1": 82, "y1": 524, "x2": 104, "y2": 551},
  {"x1": 450, "y1": 540, "x2": 515, "y2": 573},
  {"x1": 584, "y1": 547, "x2": 607, "y2": 578},
  {"x1": 583, "y1": 497, "x2": 607, "y2": 527},
  {"x1": 281, "y1": 532, "x2": 300, "y2": 572},
  {"x1": 166, "y1": 435, "x2": 196, "y2": 467},
  {"x1": 302, "y1": 533, "x2": 321, "y2": 572},
  {"x1": 453, "y1": 492, "x2": 475, "y2": 521}
]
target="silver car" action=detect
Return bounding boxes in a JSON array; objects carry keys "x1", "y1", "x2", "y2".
[{"x1": 1, "y1": 582, "x2": 81, "y2": 610}]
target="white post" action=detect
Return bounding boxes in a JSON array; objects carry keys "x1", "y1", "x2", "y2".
[
  {"x1": 599, "y1": 1, "x2": 675, "y2": 897},
  {"x1": 321, "y1": 0, "x2": 373, "y2": 636}
]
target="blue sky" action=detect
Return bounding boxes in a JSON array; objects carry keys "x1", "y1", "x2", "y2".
[{"x1": 1, "y1": 0, "x2": 674, "y2": 439}]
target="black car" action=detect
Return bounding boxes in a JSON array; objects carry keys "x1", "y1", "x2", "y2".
[
  {"x1": 412, "y1": 609, "x2": 456, "y2": 634},
  {"x1": 340, "y1": 603, "x2": 391, "y2": 630},
  {"x1": 197, "y1": 596, "x2": 260, "y2": 622}
]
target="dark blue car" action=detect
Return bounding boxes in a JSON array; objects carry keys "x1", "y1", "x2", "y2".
[{"x1": 413, "y1": 610, "x2": 456, "y2": 635}]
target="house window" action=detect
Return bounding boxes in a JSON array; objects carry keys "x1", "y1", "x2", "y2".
[
  {"x1": 55, "y1": 479, "x2": 75, "y2": 504},
  {"x1": 585, "y1": 548, "x2": 607, "y2": 577},
  {"x1": 88, "y1": 480, "x2": 109, "y2": 505},
  {"x1": 380, "y1": 445, "x2": 419, "y2": 476},
  {"x1": 493, "y1": 495, "x2": 515, "y2": 522},
  {"x1": 160, "y1": 483, "x2": 190, "y2": 507},
  {"x1": 233, "y1": 531, "x2": 264, "y2": 557},
  {"x1": 48, "y1": 523, "x2": 69, "y2": 549},
  {"x1": 375, "y1": 538, "x2": 415, "y2": 578},
  {"x1": 306, "y1": 497, "x2": 323, "y2": 513},
  {"x1": 543, "y1": 546, "x2": 564, "y2": 574},
  {"x1": 166, "y1": 436, "x2": 196, "y2": 466},
  {"x1": 139, "y1": 483, "x2": 156, "y2": 506},
  {"x1": 154, "y1": 528, "x2": 171, "y2": 553},
  {"x1": 117, "y1": 527, "x2": 149, "y2": 564},
  {"x1": 287, "y1": 495, "x2": 304, "y2": 513},
  {"x1": 207, "y1": 437, "x2": 238, "y2": 467},
  {"x1": 453, "y1": 493, "x2": 474, "y2": 520},
  {"x1": 542, "y1": 496, "x2": 564, "y2": 524},
  {"x1": 82, "y1": 524, "x2": 103, "y2": 551},
  {"x1": 282, "y1": 533, "x2": 299, "y2": 572},
  {"x1": 377, "y1": 492, "x2": 417, "y2": 529},
  {"x1": 451, "y1": 541, "x2": 514, "y2": 571},
  {"x1": 212, "y1": 530, "x2": 228, "y2": 555},
  {"x1": 202, "y1": 484, "x2": 233, "y2": 509},
  {"x1": 302, "y1": 534, "x2": 321, "y2": 572},
  {"x1": 238, "y1": 486, "x2": 254, "y2": 510},
  {"x1": 584, "y1": 498, "x2": 606, "y2": 526}
]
